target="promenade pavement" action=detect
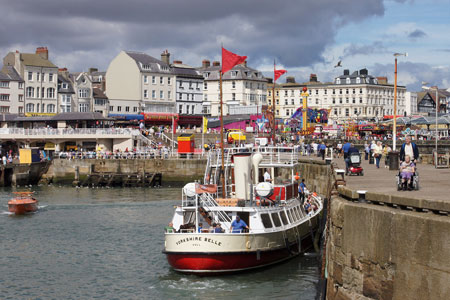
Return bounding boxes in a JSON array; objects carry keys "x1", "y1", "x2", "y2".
[{"x1": 329, "y1": 155, "x2": 450, "y2": 202}]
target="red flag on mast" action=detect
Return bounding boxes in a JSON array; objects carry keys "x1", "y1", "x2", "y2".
[
  {"x1": 274, "y1": 68, "x2": 287, "y2": 82},
  {"x1": 222, "y1": 48, "x2": 247, "y2": 74}
]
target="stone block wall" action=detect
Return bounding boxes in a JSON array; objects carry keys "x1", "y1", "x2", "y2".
[{"x1": 327, "y1": 197, "x2": 450, "y2": 300}]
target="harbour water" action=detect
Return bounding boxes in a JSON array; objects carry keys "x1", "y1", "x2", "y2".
[{"x1": 0, "y1": 186, "x2": 319, "y2": 300}]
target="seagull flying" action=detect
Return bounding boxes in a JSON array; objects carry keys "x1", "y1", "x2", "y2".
[{"x1": 334, "y1": 60, "x2": 342, "y2": 68}]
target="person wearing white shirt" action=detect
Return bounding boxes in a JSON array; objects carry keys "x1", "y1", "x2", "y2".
[{"x1": 263, "y1": 169, "x2": 272, "y2": 182}]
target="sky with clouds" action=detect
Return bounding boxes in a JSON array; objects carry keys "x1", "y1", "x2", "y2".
[{"x1": 0, "y1": 0, "x2": 448, "y2": 91}]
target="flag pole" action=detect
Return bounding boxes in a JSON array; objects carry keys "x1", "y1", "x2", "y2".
[
  {"x1": 220, "y1": 65, "x2": 225, "y2": 198},
  {"x1": 272, "y1": 59, "x2": 276, "y2": 144}
]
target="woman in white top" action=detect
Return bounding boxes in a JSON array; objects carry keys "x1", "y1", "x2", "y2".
[{"x1": 373, "y1": 141, "x2": 383, "y2": 168}]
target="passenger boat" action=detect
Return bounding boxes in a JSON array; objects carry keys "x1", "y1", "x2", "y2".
[
  {"x1": 8, "y1": 192, "x2": 38, "y2": 215},
  {"x1": 163, "y1": 146, "x2": 323, "y2": 274}
]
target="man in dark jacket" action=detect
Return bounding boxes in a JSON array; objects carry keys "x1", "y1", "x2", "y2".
[{"x1": 399, "y1": 135, "x2": 419, "y2": 162}]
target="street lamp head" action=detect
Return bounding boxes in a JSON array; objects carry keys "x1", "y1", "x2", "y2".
[{"x1": 394, "y1": 52, "x2": 408, "y2": 57}]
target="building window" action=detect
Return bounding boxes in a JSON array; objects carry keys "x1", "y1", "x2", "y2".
[
  {"x1": 339, "y1": 89, "x2": 342, "y2": 95},
  {"x1": 346, "y1": 88, "x2": 349, "y2": 94},
  {"x1": 0, "y1": 106, "x2": 10, "y2": 113},
  {"x1": 160, "y1": 91, "x2": 164, "y2": 99},
  {"x1": 109, "y1": 106, "x2": 113, "y2": 112},
  {"x1": 179, "y1": 105, "x2": 183, "y2": 114},
  {"x1": 285, "y1": 99, "x2": 288, "y2": 105},
  {"x1": 79, "y1": 103, "x2": 89, "y2": 112},
  {"x1": 28, "y1": 72, "x2": 33, "y2": 81},
  {"x1": 204, "y1": 82, "x2": 207, "y2": 90},
  {"x1": 47, "y1": 88, "x2": 55, "y2": 98},
  {"x1": 36, "y1": 72, "x2": 40, "y2": 82},
  {"x1": 284, "y1": 90, "x2": 288, "y2": 97},
  {"x1": 332, "y1": 98, "x2": 336, "y2": 104},
  {"x1": 26, "y1": 87, "x2": 34, "y2": 98},
  {"x1": 167, "y1": 77, "x2": 171, "y2": 85},
  {"x1": 232, "y1": 93, "x2": 236, "y2": 101},
  {"x1": 160, "y1": 77, "x2": 164, "y2": 84},
  {"x1": 125, "y1": 106, "x2": 130, "y2": 112},
  {"x1": 332, "y1": 89, "x2": 335, "y2": 95},
  {"x1": 26, "y1": 103, "x2": 34, "y2": 112},
  {"x1": 232, "y1": 81, "x2": 236, "y2": 89},
  {"x1": 352, "y1": 88, "x2": 356, "y2": 94},
  {"x1": 291, "y1": 99, "x2": 294, "y2": 105},
  {"x1": 19, "y1": 95, "x2": 23, "y2": 102},
  {"x1": 352, "y1": 98, "x2": 356, "y2": 104},
  {"x1": 144, "y1": 90, "x2": 148, "y2": 98},
  {"x1": 324, "y1": 89, "x2": 327, "y2": 95},
  {"x1": 152, "y1": 76, "x2": 156, "y2": 84},
  {"x1": 41, "y1": 87, "x2": 45, "y2": 98},
  {"x1": 117, "y1": 106, "x2": 122, "y2": 112},
  {"x1": 360, "y1": 88, "x2": 363, "y2": 94},
  {"x1": 316, "y1": 99, "x2": 319, "y2": 105},
  {"x1": 18, "y1": 106, "x2": 23, "y2": 114},
  {"x1": 0, "y1": 81, "x2": 9, "y2": 88},
  {"x1": 19, "y1": 82, "x2": 24, "y2": 89},
  {"x1": 334, "y1": 108, "x2": 337, "y2": 115},
  {"x1": 359, "y1": 97, "x2": 363, "y2": 103},
  {"x1": 339, "y1": 98, "x2": 342, "y2": 104},
  {"x1": 49, "y1": 73, "x2": 54, "y2": 82},
  {"x1": 47, "y1": 104, "x2": 55, "y2": 113},
  {"x1": 168, "y1": 91, "x2": 171, "y2": 99},
  {"x1": 276, "y1": 99, "x2": 279, "y2": 105},
  {"x1": 133, "y1": 107, "x2": 138, "y2": 113},
  {"x1": 346, "y1": 98, "x2": 349, "y2": 104},
  {"x1": 346, "y1": 78, "x2": 350, "y2": 84},
  {"x1": 336, "y1": 78, "x2": 341, "y2": 84},
  {"x1": 78, "y1": 89, "x2": 89, "y2": 98},
  {"x1": 345, "y1": 108, "x2": 349, "y2": 116},
  {"x1": 179, "y1": 93, "x2": 183, "y2": 100},
  {"x1": 152, "y1": 90, "x2": 156, "y2": 98},
  {"x1": 0, "y1": 94, "x2": 10, "y2": 101},
  {"x1": 144, "y1": 75, "x2": 148, "y2": 83}
]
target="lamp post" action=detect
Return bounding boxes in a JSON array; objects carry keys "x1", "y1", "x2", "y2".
[
  {"x1": 393, "y1": 52, "x2": 408, "y2": 151},
  {"x1": 422, "y1": 82, "x2": 439, "y2": 167}
]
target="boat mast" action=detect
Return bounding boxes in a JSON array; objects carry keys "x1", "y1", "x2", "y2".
[
  {"x1": 272, "y1": 60, "x2": 276, "y2": 144},
  {"x1": 220, "y1": 70, "x2": 225, "y2": 198}
]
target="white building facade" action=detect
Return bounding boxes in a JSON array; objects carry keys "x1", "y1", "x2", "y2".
[
  {"x1": 173, "y1": 62, "x2": 204, "y2": 115},
  {"x1": 405, "y1": 91, "x2": 418, "y2": 116},
  {"x1": 0, "y1": 66, "x2": 24, "y2": 114},
  {"x1": 106, "y1": 50, "x2": 176, "y2": 115},
  {"x1": 271, "y1": 69, "x2": 407, "y2": 122},
  {"x1": 198, "y1": 60, "x2": 267, "y2": 117},
  {"x1": 3, "y1": 47, "x2": 58, "y2": 115}
]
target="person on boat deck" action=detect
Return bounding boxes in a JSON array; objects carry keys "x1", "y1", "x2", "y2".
[
  {"x1": 299, "y1": 179, "x2": 307, "y2": 204},
  {"x1": 230, "y1": 216, "x2": 249, "y2": 233},
  {"x1": 263, "y1": 169, "x2": 272, "y2": 182},
  {"x1": 198, "y1": 222, "x2": 203, "y2": 233},
  {"x1": 165, "y1": 222, "x2": 176, "y2": 233},
  {"x1": 214, "y1": 223, "x2": 224, "y2": 233}
]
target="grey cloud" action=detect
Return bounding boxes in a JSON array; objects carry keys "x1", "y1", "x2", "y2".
[
  {"x1": 342, "y1": 41, "x2": 388, "y2": 58},
  {"x1": 0, "y1": 0, "x2": 390, "y2": 72},
  {"x1": 408, "y1": 29, "x2": 427, "y2": 39},
  {"x1": 371, "y1": 61, "x2": 450, "y2": 91}
]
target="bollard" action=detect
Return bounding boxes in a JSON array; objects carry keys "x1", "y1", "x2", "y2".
[{"x1": 357, "y1": 190, "x2": 367, "y2": 203}]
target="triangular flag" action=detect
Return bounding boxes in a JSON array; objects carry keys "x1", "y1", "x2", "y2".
[
  {"x1": 222, "y1": 48, "x2": 247, "y2": 74},
  {"x1": 274, "y1": 69, "x2": 287, "y2": 82}
]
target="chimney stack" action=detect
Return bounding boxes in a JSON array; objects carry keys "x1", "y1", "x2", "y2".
[
  {"x1": 286, "y1": 76, "x2": 296, "y2": 83},
  {"x1": 173, "y1": 60, "x2": 183, "y2": 65},
  {"x1": 36, "y1": 47, "x2": 49, "y2": 60},
  {"x1": 161, "y1": 49, "x2": 170, "y2": 65},
  {"x1": 212, "y1": 61, "x2": 220, "y2": 67},
  {"x1": 343, "y1": 69, "x2": 350, "y2": 76},
  {"x1": 202, "y1": 59, "x2": 210, "y2": 68},
  {"x1": 88, "y1": 67, "x2": 98, "y2": 74},
  {"x1": 58, "y1": 67, "x2": 69, "y2": 78},
  {"x1": 359, "y1": 68, "x2": 368, "y2": 75},
  {"x1": 309, "y1": 74, "x2": 318, "y2": 82},
  {"x1": 376, "y1": 76, "x2": 387, "y2": 84}
]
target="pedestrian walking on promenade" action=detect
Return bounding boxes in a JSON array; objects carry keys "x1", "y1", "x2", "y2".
[{"x1": 373, "y1": 141, "x2": 383, "y2": 168}]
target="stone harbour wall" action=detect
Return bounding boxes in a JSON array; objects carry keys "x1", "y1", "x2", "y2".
[
  {"x1": 326, "y1": 193, "x2": 450, "y2": 300},
  {"x1": 46, "y1": 158, "x2": 207, "y2": 185}
]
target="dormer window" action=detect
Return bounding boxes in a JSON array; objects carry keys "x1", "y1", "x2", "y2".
[
  {"x1": 336, "y1": 78, "x2": 341, "y2": 84},
  {"x1": 204, "y1": 72, "x2": 210, "y2": 78},
  {"x1": 373, "y1": 78, "x2": 378, "y2": 84},
  {"x1": 346, "y1": 78, "x2": 351, "y2": 84},
  {"x1": 231, "y1": 71, "x2": 237, "y2": 77},
  {"x1": 142, "y1": 64, "x2": 151, "y2": 70},
  {"x1": 356, "y1": 77, "x2": 361, "y2": 84},
  {"x1": 62, "y1": 83, "x2": 68, "y2": 89}
]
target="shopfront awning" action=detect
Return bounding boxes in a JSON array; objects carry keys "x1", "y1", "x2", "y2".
[
  {"x1": 142, "y1": 112, "x2": 178, "y2": 121},
  {"x1": 109, "y1": 114, "x2": 144, "y2": 121}
]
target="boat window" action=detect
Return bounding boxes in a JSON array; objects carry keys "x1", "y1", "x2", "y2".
[
  {"x1": 260, "y1": 213, "x2": 273, "y2": 228},
  {"x1": 271, "y1": 212, "x2": 282, "y2": 227},
  {"x1": 287, "y1": 209, "x2": 294, "y2": 222},
  {"x1": 280, "y1": 211, "x2": 289, "y2": 225}
]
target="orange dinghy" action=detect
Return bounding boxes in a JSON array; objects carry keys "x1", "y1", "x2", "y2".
[{"x1": 8, "y1": 192, "x2": 38, "y2": 215}]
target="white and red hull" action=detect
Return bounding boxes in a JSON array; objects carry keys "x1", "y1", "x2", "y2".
[{"x1": 164, "y1": 214, "x2": 319, "y2": 274}]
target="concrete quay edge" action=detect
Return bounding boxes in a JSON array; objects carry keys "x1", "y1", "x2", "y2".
[{"x1": 337, "y1": 185, "x2": 450, "y2": 214}]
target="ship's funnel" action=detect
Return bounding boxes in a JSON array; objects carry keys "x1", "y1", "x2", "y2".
[
  {"x1": 252, "y1": 153, "x2": 263, "y2": 184},
  {"x1": 233, "y1": 153, "x2": 252, "y2": 200}
]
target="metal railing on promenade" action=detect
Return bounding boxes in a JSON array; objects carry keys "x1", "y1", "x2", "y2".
[
  {"x1": 0, "y1": 128, "x2": 141, "y2": 136},
  {"x1": 54, "y1": 150, "x2": 205, "y2": 160}
]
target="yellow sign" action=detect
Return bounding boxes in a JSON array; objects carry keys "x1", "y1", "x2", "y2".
[
  {"x1": 203, "y1": 117, "x2": 208, "y2": 133},
  {"x1": 44, "y1": 142, "x2": 55, "y2": 150},
  {"x1": 25, "y1": 113, "x2": 57, "y2": 117}
]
